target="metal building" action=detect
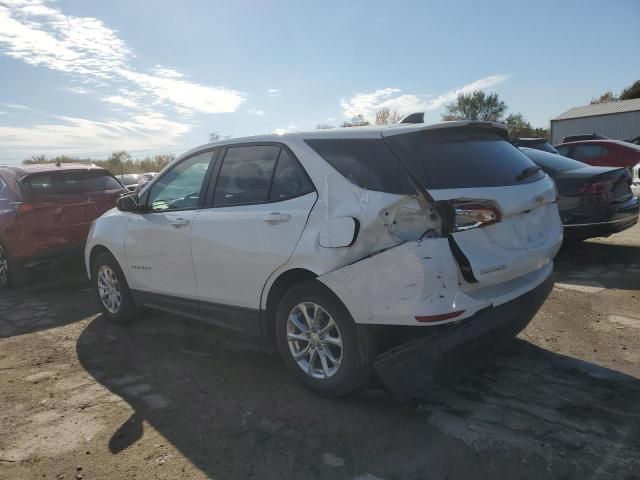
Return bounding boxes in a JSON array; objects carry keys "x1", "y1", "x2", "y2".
[{"x1": 551, "y1": 98, "x2": 640, "y2": 144}]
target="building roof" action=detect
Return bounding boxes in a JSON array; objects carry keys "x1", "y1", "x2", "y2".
[{"x1": 553, "y1": 98, "x2": 640, "y2": 121}]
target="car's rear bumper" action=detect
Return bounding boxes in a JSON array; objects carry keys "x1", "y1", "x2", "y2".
[
  {"x1": 374, "y1": 274, "x2": 553, "y2": 401},
  {"x1": 563, "y1": 197, "x2": 639, "y2": 239},
  {"x1": 17, "y1": 245, "x2": 84, "y2": 269}
]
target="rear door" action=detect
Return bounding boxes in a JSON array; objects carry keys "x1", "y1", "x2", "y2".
[
  {"x1": 190, "y1": 144, "x2": 316, "y2": 331},
  {"x1": 23, "y1": 170, "x2": 125, "y2": 248},
  {"x1": 383, "y1": 125, "x2": 562, "y2": 287}
]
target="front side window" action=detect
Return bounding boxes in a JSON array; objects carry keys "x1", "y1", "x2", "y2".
[
  {"x1": 147, "y1": 152, "x2": 212, "y2": 211},
  {"x1": 213, "y1": 145, "x2": 280, "y2": 206}
]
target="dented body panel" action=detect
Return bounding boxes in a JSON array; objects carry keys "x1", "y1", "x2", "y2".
[{"x1": 317, "y1": 239, "x2": 553, "y2": 326}]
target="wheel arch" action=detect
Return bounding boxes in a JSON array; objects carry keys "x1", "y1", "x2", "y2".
[
  {"x1": 262, "y1": 268, "x2": 318, "y2": 347},
  {"x1": 88, "y1": 245, "x2": 116, "y2": 280}
]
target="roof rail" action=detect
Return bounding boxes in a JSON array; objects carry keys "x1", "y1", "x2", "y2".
[{"x1": 398, "y1": 112, "x2": 425, "y2": 124}]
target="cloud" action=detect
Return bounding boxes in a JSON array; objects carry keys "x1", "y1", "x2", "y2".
[
  {"x1": 0, "y1": 112, "x2": 191, "y2": 155},
  {"x1": 0, "y1": 1, "x2": 245, "y2": 115},
  {"x1": 267, "y1": 88, "x2": 280, "y2": 97},
  {"x1": 102, "y1": 95, "x2": 139, "y2": 109},
  {"x1": 1, "y1": 102, "x2": 29, "y2": 109},
  {"x1": 273, "y1": 124, "x2": 297, "y2": 135},
  {"x1": 248, "y1": 108, "x2": 265, "y2": 116},
  {"x1": 340, "y1": 75, "x2": 508, "y2": 120},
  {"x1": 62, "y1": 86, "x2": 91, "y2": 95}
]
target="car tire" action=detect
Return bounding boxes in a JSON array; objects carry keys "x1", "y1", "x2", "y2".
[
  {"x1": 0, "y1": 244, "x2": 29, "y2": 289},
  {"x1": 275, "y1": 280, "x2": 376, "y2": 397},
  {"x1": 92, "y1": 252, "x2": 136, "y2": 324}
]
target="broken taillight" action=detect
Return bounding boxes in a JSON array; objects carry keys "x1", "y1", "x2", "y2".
[
  {"x1": 580, "y1": 179, "x2": 614, "y2": 195},
  {"x1": 12, "y1": 202, "x2": 36, "y2": 215},
  {"x1": 452, "y1": 201, "x2": 501, "y2": 232}
]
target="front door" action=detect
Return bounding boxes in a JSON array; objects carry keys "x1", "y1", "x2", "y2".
[
  {"x1": 124, "y1": 151, "x2": 215, "y2": 301},
  {"x1": 191, "y1": 144, "x2": 316, "y2": 331}
]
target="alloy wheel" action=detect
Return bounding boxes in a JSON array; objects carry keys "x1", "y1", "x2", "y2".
[
  {"x1": 0, "y1": 246, "x2": 8, "y2": 286},
  {"x1": 286, "y1": 302, "x2": 343, "y2": 379},
  {"x1": 97, "y1": 265, "x2": 122, "y2": 314}
]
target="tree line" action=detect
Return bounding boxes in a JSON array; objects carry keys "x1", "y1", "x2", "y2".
[
  {"x1": 23, "y1": 151, "x2": 174, "y2": 175},
  {"x1": 320, "y1": 93, "x2": 550, "y2": 139}
]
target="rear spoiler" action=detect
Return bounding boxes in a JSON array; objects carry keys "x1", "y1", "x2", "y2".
[{"x1": 386, "y1": 117, "x2": 509, "y2": 140}]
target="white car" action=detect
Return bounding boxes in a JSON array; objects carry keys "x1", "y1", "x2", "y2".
[
  {"x1": 85, "y1": 121, "x2": 562, "y2": 398},
  {"x1": 632, "y1": 163, "x2": 640, "y2": 197}
]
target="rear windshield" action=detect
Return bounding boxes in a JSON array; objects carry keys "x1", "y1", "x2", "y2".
[
  {"x1": 24, "y1": 170, "x2": 123, "y2": 195},
  {"x1": 385, "y1": 128, "x2": 545, "y2": 189},
  {"x1": 306, "y1": 131, "x2": 545, "y2": 192},
  {"x1": 520, "y1": 148, "x2": 587, "y2": 173}
]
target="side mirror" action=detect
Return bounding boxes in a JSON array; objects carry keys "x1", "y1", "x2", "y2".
[
  {"x1": 116, "y1": 193, "x2": 141, "y2": 212},
  {"x1": 319, "y1": 217, "x2": 359, "y2": 248}
]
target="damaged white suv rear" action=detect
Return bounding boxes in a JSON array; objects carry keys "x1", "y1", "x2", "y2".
[{"x1": 86, "y1": 121, "x2": 562, "y2": 400}]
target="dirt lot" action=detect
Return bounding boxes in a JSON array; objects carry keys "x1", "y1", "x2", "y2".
[{"x1": 1, "y1": 226, "x2": 640, "y2": 480}]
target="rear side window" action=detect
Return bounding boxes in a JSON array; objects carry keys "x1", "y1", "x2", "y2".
[
  {"x1": 305, "y1": 138, "x2": 413, "y2": 194},
  {"x1": 25, "y1": 170, "x2": 122, "y2": 196},
  {"x1": 556, "y1": 146, "x2": 571, "y2": 157},
  {"x1": 269, "y1": 149, "x2": 314, "y2": 201},
  {"x1": 385, "y1": 128, "x2": 545, "y2": 189},
  {"x1": 572, "y1": 145, "x2": 604, "y2": 160},
  {"x1": 214, "y1": 145, "x2": 280, "y2": 206}
]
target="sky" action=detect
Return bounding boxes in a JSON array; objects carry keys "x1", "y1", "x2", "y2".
[{"x1": 0, "y1": 0, "x2": 638, "y2": 164}]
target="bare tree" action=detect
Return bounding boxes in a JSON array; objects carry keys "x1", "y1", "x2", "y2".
[
  {"x1": 375, "y1": 107, "x2": 402, "y2": 125},
  {"x1": 209, "y1": 132, "x2": 221, "y2": 142},
  {"x1": 341, "y1": 114, "x2": 370, "y2": 128},
  {"x1": 591, "y1": 91, "x2": 618, "y2": 104}
]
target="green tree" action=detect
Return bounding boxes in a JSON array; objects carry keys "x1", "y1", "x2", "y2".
[
  {"x1": 442, "y1": 91, "x2": 507, "y2": 122},
  {"x1": 591, "y1": 91, "x2": 618, "y2": 104},
  {"x1": 505, "y1": 113, "x2": 533, "y2": 137},
  {"x1": 620, "y1": 80, "x2": 640, "y2": 100}
]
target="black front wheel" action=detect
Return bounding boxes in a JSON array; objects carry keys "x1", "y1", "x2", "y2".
[{"x1": 0, "y1": 244, "x2": 29, "y2": 289}]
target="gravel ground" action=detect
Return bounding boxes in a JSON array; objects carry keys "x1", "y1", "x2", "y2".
[{"x1": 1, "y1": 225, "x2": 639, "y2": 480}]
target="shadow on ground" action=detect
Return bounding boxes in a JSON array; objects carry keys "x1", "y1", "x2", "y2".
[
  {"x1": 0, "y1": 261, "x2": 93, "y2": 338},
  {"x1": 555, "y1": 240, "x2": 640, "y2": 290},
  {"x1": 77, "y1": 313, "x2": 640, "y2": 480}
]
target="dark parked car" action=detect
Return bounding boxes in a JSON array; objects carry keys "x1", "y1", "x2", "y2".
[
  {"x1": 511, "y1": 137, "x2": 558, "y2": 154},
  {"x1": 562, "y1": 133, "x2": 609, "y2": 143},
  {"x1": 626, "y1": 135, "x2": 640, "y2": 146},
  {"x1": 520, "y1": 148, "x2": 639, "y2": 240},
  {"x1": 0, "y1": 163, "x2": 126, "y2": 288},
  {"x1": 116, "y1": 173, "x2": 142, "y2": 192},
  {"x1": 555, "y1": 139, "x2": 640, "y2": 169}
]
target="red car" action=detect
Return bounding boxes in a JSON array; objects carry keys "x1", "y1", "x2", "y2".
[
  {"x1": 0, "y1": 163, "x2": 126, "y2": 288},
  {"x1": 555, "y1": 139, "x2": 640, "y2": 169}
]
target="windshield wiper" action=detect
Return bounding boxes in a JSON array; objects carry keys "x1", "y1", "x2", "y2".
[{"x1": 516, "y1": 165, "x2": 542, "y2": 182}]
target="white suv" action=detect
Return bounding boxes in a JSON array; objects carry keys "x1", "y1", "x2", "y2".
[{"x1": 86, "y1": 121, "x2": 562, "y2": 398}]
